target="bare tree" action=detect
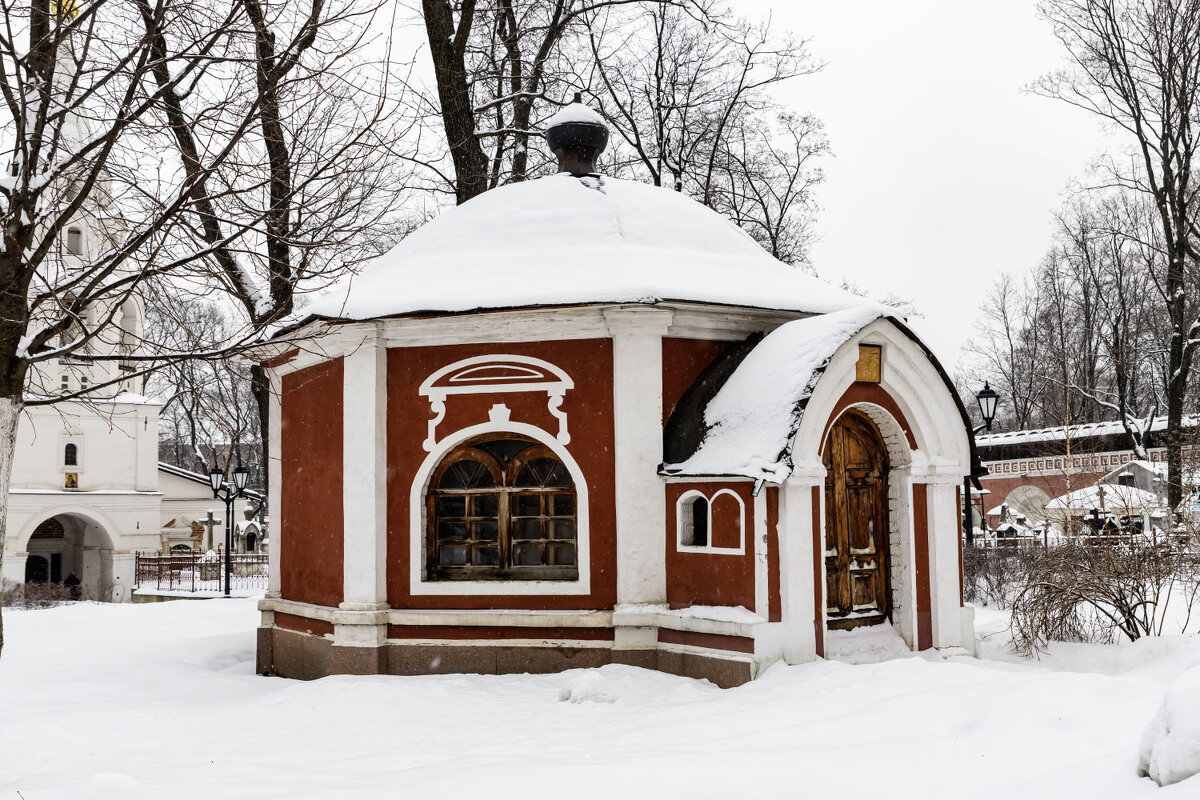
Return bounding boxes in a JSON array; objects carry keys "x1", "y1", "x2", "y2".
[
  {"x1": 0, "y1": 0, "x2": 407, "y2": 656},
  {"x1": 1036, "y1": 0, "x2": 1200, "y2": 508},
  {"x1": 965, "y1": 272, "x2": 1048, "y2": 430}
]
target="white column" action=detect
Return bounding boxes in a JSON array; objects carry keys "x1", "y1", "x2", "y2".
[
  {"x1": 780, "y1": 462, "x2": 823, "y2": 663},
  {"x1": 340, "y1": 326, "x2": 389, "y2": 612},
  {"x1": 604, "y1": 307, "x2": 672, "y2": 606},
  {"x1": 265, "y1": 369, "x2": 283, "y2": 600},
  {"x1": 926, "y1": 475, "x2": 965, "y2": 649},
  {"x1": 753, "y1": 490, "x2": 769, "y2": 617},
  {"x1": 889, "y1": 465, "x2": 917, "y2": 649}
]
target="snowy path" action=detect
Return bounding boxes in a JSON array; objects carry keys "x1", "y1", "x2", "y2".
[{"x1": 1, "y1": 600, "x2": 1196, "y2": 799}]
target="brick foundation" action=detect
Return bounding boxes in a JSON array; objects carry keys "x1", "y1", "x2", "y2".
[{"x1": 259, "y1": 626, "x2": 755, "y2": 688}]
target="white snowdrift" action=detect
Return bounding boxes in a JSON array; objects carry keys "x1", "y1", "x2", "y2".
[
  {"x1": 3, "y1": 600, "x2": 1197, "y2": 799},
  {"x1": 304, "y1": 173, "x2": 868, "y2": 321},
  {"x1": 1139, "y1": 666, "x2": 1200, "y2": 787}
]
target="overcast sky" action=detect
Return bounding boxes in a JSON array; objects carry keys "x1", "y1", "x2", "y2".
[{"x1": 741, "y1": 0, "x2": 1113, "y2": 374}]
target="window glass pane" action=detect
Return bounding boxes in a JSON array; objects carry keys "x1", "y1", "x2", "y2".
[
  {"x1": 515, "y1": 457, "x2": 574, "y2": 488},
  {"x1": 549, "y1": 543, "x2": 576, "y2": 566},
  {"x1": 472, "y1": 494, "x2": 499, "y2": 518},
  {"x1": 548, "y1": 520, "x2": 576, "y2": 540},
  {"x1": 691, "y1": 496, "x2": 705, "y2": 546},
  {"x1": 514, "y1": 517, "x2": 542, "y2": 540},
  {"x1": 473, "y1": 438, "x2": 534, "y2": 467},
  {"x1": 472, "y1": 545, "x2": 499, "y2": 566},
  {"x1": 513, "y1": 494, "x2": 541, "y2": 517},
  {"x1": 66, "y1": 228, "x2": 82, "y2": 255},
  {"x1": 436, "y1": 496, "x2": 466, "y2": 517},
  {"x1": 513, "y1": 542, "x2": 542, "y2": 566},
  {"x1": 439, "y1": 545, "x2": 467, "y2": 566},
  {"x1": 551, "y1": 495, "x2": 575, "y2": 516},
  {"x1": 439, "y1": 460, "x2": 494, "y2": 490},
  {"x1": 474, "y1": 520, "x2": 499, "y2": 541},
  {"x1": 438, "y1": 521, "x2": 466, "y2": 542}
]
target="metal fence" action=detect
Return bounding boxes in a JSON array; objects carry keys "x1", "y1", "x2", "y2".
[{"x1": 134, "y1": 548, "x2": 269, "y2": 594}]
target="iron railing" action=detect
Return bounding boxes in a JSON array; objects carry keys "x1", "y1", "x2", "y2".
[{"x1": 134, "y1": 548, "x2": 268, "y2": 594}]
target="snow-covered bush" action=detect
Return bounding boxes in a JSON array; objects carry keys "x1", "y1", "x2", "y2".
[
  {"x1": 1010, "y1": 540, "x2": 1200, "y2": 654},
  {"x1": 1138, "y1": 666, "x2": 1200, "y2": 787}
]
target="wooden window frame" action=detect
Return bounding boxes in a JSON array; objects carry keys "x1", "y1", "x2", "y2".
[{"x1": 426, "y1": 436, "x2": 579, "y2": 582}]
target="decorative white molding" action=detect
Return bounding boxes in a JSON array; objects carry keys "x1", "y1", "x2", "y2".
[{"x1": 418, "y1": 354, "x2": 575, "y2": 451}]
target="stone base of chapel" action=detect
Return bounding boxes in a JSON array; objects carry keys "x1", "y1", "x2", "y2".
[{"x1": 258, "y1": 626, "x2": 754, "y2": 688}]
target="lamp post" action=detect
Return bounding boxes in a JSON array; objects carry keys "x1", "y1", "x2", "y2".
[
  {"x1": 209, "y1": 460, "x2": 250, "y2": 597},
  {"x1": 965, "y1": 383, "x2": 1000, "y2": 545}
]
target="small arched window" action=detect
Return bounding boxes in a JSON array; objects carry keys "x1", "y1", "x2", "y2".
[
  {"x1": 66, "y1": 227, "x2": 83, "y2": 255},
  {"x1": 64, "y1": 443, "x2": 78, "y2": 467},
  {"x1": 427, "y1": 435, "x2": 577, "y2": 581}
]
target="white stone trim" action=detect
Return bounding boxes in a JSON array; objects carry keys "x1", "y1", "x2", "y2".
[
  {"x1": 753, "y1": 490, "x2": 768, "y2": 617},
  {"x1": 779, "y1": 474, "x2": 820, "y2": 662},
  {"x1": 611, "y1": 604, "x2": 763, "y2": 638},
  {"x1": 266, "y1": 370, "x2": 282, "y2": 598},
  {"x1": 408, "y1": 420, "x2": 592, "y2": 596},
  {"x1": 341, "y1": 327, "x2": 388, "y2": 610},
  {"x1": 674, "y1": 488, "x2": 746, "y2": 554},
  {"x1": 605, "y1": 307, "x2": 672, "y2": 605}
]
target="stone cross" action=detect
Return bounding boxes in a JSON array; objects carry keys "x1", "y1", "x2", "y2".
[{"x1": 199, "y1": 511, "x2": 221, "y2": 552}]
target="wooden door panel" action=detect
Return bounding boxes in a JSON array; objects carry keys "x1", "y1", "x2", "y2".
[{"x1": 823, "y1": 411, "x2": 891, "y2": 630}]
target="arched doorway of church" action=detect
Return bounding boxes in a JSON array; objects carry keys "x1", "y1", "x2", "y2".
[
  {"x1": 245, "y1": 531, "x2": 257, "y2": 553},
  {"x1": 823, "y1": 410, "x2": 892, "y2": 630},
  {"x1": 22, "y1": 513, "x2": 115, "y2": 600}
]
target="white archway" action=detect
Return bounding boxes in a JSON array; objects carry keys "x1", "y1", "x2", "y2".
[
  {"x1": 18, "y1": 508, "x2": 118, "y2": 601},
  {"x1": 789, "y1": 318, "x2": 974, "y2": 654}
]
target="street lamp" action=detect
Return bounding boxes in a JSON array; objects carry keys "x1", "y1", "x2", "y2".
[
  {"x1": 964, "y1": 384, "x2": 1000, "y2": 544},
  {"x1": 209, "y1": 459, "x2": 251, "y2": 597}
]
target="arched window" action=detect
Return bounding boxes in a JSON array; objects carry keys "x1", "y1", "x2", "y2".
[
  {"x1": 427, "y1": 435, "x2": 577, "y2": 581},
  {"x1": 66, "y1": 227, "x2": 83, "y2": 255},
  {"x1": 64, "y1": 443, "x2": 78, "y2": 466}
]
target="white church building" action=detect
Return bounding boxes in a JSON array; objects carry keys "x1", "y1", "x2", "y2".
[{"x1": 0, "y1": 179, "x2": 257, "y2": 602}]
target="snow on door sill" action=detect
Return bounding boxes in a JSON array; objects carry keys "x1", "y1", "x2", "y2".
[{"x1": 824, "y1": 623, "x2": 913, "y2": 665}]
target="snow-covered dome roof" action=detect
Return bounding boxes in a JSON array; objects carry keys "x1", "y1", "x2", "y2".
[{"x1": 304, "y1": 173, "x2": 867, "y2": 321}]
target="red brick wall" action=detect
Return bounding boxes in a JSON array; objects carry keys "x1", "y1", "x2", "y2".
[
  {"x1": 280, "y1": 359, "x2": 345, "y2": 608},
  {"x1": 664, "y1": 481, "x2": 756, "y2": 610},
  {"x1": 386, "y1": 340, "x2": 617, "y2": 610},
  {"x1": 661, "y1": 337, "x2": 733, "y2": 425}
]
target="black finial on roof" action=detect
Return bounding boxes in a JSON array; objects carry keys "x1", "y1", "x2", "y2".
[{"x1": 545, "y1": 93, "x2": 608, "y2": 177}]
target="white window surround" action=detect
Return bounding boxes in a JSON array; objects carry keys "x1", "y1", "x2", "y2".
[
  {"x1": 59, "y1": 437, "x2": 83, "y2": 474},
  {"x1": 675, "y1": 488, "x2": 745, "y2": 555},
  {"x1": 418, "y1": 354, "x2": 575, "y2": 451},
  {"x1": 408, "y1": 420, "x2": 591, "y2": 596}
]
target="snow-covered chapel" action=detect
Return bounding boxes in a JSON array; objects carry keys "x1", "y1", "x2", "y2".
[{"x1": 256, "y1": 101, "x2": 980, "y2": 686}]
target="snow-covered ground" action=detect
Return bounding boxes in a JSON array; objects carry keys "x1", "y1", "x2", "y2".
[{"x1": 1, "y1": 600, "x2": 1197, "y2": 799}]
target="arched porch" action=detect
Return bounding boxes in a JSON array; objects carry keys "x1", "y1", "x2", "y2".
[{"x1": 19, "y1": 511, "x2": 117, "y2": 601}]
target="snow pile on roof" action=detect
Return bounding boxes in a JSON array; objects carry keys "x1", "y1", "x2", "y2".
[
  {"x1": 664, "y1": 306, "x2": 888, "y2": 482},
  {"x1": 304, "y1": 174, "x2": 868, "y2": 321},
  {"x1": 977, "y1": 415, "x2": 1199, "y2": 448},
  {"x1": 1044, "y1": 483, "x2": 1162, "y2": 513},
  {"x1": 545, "y1": 101, "x2": 606, "y2": 127},
  {"x1": 1139, "y1": 666, "x2": 1200, "y2": 787}
]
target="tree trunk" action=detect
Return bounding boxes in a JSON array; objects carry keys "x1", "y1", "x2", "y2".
[
  {"x1": 250, "y1": 364, "x2": 270, "y2": 494},
  {"x1": 0, "y1": 394, "x2": 25, "y2": 659},
  {"x1": 422, "y1": 0, "x2": 490, "y2": 204}
]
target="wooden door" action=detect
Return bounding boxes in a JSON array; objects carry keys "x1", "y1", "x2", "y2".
[{"x1": 823, "y1": 411, "x2": 891, "y2": 629}]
